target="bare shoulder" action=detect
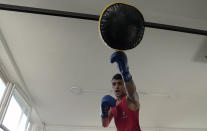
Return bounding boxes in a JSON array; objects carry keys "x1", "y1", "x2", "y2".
[{"x1": 126, "y1": 96, "x2": 140, "y2": 111}]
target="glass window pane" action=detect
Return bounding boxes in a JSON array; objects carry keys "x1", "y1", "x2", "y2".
[
  {"x1": 2, "y1": 88, "x2": 31, "y2": 131},
  {"x1": 26, "y1": 122, "x2": 30, "y2": 131},
  {"x1": 2, "y1": 96, "x2": 22, "y2": 131},
  {"x1": 18, "y1": 113, "x2": 27, "y2": 131},
  {"x1": 0, "y1": 77, "x2": 7, "y2": 103}
]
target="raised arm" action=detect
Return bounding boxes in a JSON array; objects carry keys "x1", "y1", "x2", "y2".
[{"x1": 110, "y1": 51, "x2": 139, "y2": 107}]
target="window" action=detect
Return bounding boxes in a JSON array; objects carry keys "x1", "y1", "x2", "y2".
[
  {"x1": 1, "y1": 88, "x2": 31, "y2": 131},
  {"x1": 0, "y1": 125, "x2": 9, "y2": 131},
  {"x1": 0, "y1": 74, "x2": 7, "y2": 105},
  {"x1": 0, "y1": 68, "x2": 33, "y2": 131},
  {"x1": 26, "y1": 122, "x2": 30, "y2": 131}
]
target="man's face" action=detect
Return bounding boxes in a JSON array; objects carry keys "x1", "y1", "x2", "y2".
[{"x1": 112, "y1": 79, "x2": 126, "y2": 98}]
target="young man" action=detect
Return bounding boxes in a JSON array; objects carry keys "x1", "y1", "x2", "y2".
[{"x1": 101, "y1": 51, "x2": 141, "y2": 131}]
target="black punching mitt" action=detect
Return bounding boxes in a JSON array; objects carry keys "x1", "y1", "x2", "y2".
[{"x1": 99, "y1": 2, "x2": 145, "y2": 50}]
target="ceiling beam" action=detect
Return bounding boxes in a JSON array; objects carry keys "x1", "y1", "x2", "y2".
[{"x1": 0, "y1": 3, "x2": 207, "y2": 36}]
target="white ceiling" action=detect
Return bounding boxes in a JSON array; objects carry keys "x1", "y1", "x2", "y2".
[{"x1": 0, "y1": 0, "x2": 207, "y2": 130}]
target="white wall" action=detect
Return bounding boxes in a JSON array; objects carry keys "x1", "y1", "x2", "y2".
[
  {"x1": 29, "y1": 108, "x2": 44, "y2": 131},
  {"x1": 0, "y1": 28, "x2": 44, "y2": 131}
]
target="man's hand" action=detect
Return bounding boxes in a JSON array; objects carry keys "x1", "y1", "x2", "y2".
[
  {"x1": 101, "y1": 95, "x2": 116, "y2": 118},
  {"x1": 110, "y1": 51, "x2": 132, "y2": 82}
]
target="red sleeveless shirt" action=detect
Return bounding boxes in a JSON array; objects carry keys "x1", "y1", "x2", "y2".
[{"x1": 111, "y1": 96, "x2": 141, "y2": 131}]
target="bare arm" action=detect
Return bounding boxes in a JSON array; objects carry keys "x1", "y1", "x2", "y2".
[
  {"x1": 124, "y1": 79, "x2": 140, "y2": 109},
  {"x1": 101, "y1": 109, "x2": 113, "y2": 127},
  {"x1": 110, "y1": 51, "x2": 140, "y2": 109}
]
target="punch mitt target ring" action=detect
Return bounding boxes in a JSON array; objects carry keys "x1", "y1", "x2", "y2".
[{"x1": 99, "y1": 2, "x2": 145, "y2": 50}]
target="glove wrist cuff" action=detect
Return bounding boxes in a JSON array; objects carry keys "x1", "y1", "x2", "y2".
[{"x1": 122, "y1": 72, "x2": 132, "y2": 82}]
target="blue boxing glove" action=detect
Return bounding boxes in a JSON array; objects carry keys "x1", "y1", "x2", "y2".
[
  {"x1": 110, "y1": 51, "x2": 132, "y2": 82},
  {"x1": 101, "y1": 95, "x2": 116, "y2": 118}
]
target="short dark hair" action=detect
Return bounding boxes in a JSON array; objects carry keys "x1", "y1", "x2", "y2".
[{"x1": 112, "y1": 73, "x2": 123, "y2": 80}]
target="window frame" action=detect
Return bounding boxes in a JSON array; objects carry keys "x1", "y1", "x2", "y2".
[
  {"x1": 0, "y1": 68, "x2": 32, "y2": 131},
  {"x1": 0, "y1": 124, "x2": 9, "y2": 131},
  {"x1": 1, "y1": 86, "x2": 32, "y2": 131},
  {"x1": 0, "y1": 82, "x2": 14, "y2": 125},
  {"x1": 0, "y1": 68, "x2": 10, "y2": 131},
  {"x1": 0, "y1": 69, "x2": 9, "y2": 106}
]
